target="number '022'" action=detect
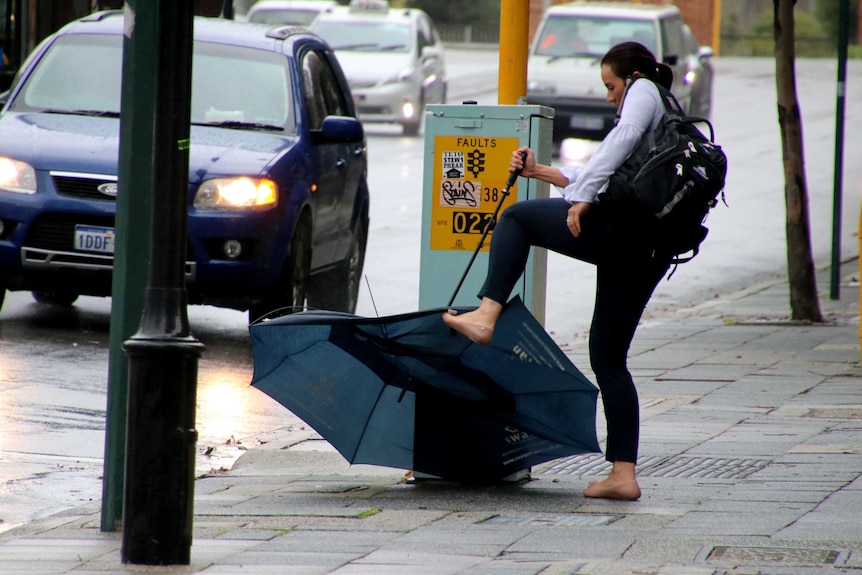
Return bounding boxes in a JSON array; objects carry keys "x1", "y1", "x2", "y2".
[{"x1": 451, "y1": 212, "x2": 494, "y2": 234}]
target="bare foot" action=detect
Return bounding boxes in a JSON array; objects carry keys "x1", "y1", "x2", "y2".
[
  {"x1": 441, "y1": 309, "x2": 495, "y2": 345},
  {"x1": 583, "y1": 477, "x2": 641, "y2": 501}
]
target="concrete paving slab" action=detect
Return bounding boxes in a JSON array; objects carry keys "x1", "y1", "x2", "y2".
[
  {"x1": 214, "y1": 549, "x2": 362, "y2": 568},
  {"x1": 328, "y1": 564, "x2": 457, "y2": 575},
  {"x1": 658, "y1": 509, "x2": 806, "y2": 536},
  {"x1": 254, "y1": 529, "x2": 400, "y2": 553},
  {"x1": 0, "y1": 563, "x2": 86, "y2": 575},
  {"x1": 507, "y1": 528, "x2": 637, "y2": 559},
  {"x1": 458, "y1": 560, "x2": 551, "y2": 575},
  {"x1": 200, "y1": 567, "x2": 329, "y2": 575},
  {"x1": 346, "y1": 549, "x2": 484, "y2": 570}
]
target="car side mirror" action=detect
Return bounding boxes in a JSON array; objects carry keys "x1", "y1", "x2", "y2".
[
  {"x1": 421, "y1": 45, "x2": 441, "y2": 60},
  {"x1": 698, "y1": 46, "x2": 714, "y2": 60},
  {"x1": 316, "y1": 115, "x2": 364, "y2": 144}
]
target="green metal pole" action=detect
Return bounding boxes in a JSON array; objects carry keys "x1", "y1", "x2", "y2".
[
  {"x1": 830, "y1": 0, "x2": 849, "y2": 299},
  {"x1": 119, "y1": 0, "x2": 203, "y2": 563},
  {"x1": 100, "y1": 2, "x2": 155, "y2": 532}
]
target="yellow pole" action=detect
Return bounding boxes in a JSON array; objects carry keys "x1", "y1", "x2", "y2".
[
  {"x1": 498, "y1": 0, "x2": 530, "y2": 105},
  {"x1": 712, "y1": 0, "x2": 722, "y2": 56}
]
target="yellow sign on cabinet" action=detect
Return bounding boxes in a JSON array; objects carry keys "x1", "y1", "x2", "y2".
[{"x1": 429, "y1": 135, "x2": 520, "y2": 251}]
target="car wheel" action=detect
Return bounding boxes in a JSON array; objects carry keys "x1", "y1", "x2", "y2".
[
  {"x1": 402, "y1": 118, "x2": 421, "y2": 137},
  {"x1": 32, "y1": 290, "x2": 79, "y2": 307},
  {"x1": 248, "y1": 219, "x2": 312, "y2": 324},
  {"x1": 308, "y1": 216, "x2": 367, "y2": 313}
]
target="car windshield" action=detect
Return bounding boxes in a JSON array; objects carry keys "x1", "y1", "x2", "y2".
[
  {"x1": 311, "y1": 20, "x2": 410, "y2": 52},
  {"x1": 12, "y1": 34, "x2": 294, "y2": 129},
  {"x1": 535, "y1": 15, "x2": 656, "y2": 58},
  {"x1": 248, "y1": 9, "x2": 321, "y2": 26}
]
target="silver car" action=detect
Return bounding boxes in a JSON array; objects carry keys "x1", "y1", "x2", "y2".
[
  {"x1": 682, "y1": 24, "x2": 714, "y2": 119},
  {"x1": 310, "y1": 0, "x2": 447, "y2": 136},
  {"x1": 244, "y1": 0, "x2": 338, "y2": 26}
]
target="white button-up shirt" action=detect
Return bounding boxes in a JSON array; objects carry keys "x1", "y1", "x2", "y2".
[{"x1": 556, "y1": 79, "x2": 665, "y2": 204}]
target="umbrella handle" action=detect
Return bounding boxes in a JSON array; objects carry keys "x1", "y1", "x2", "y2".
[{"x1": 447, "y1": 152, "x2": 527, "y2": 307}]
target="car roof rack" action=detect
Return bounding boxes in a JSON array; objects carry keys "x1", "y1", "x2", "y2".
[
  {"x1": 349, "y1": 0, "x2": 389, "y2": 14},
  {"x1": 266, "y1": 25, "x2": 307, "y2": 40},
  {"x1": 80, "y1": 10, "x2": 123, "y2": 22}
]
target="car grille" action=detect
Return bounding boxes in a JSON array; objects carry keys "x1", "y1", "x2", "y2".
[
  {"x1": 52, "y1": 172, "x2": 117, "y2": 201},
  {"x1": 22, "y1": 212, "x2": 196, "y2": 278},
  {"x1": 358, "y1": 105, "x2": 390, "y2": 115},
  {"x1": 27, "y1": 213, "x2": 116, "y2": 251}
]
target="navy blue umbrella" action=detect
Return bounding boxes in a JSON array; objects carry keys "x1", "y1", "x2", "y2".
[{"x1": 250, "y1": 296, "x2": 600, "y2": 482}]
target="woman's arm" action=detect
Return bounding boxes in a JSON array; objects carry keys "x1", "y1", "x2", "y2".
[
  {"x1": 510, "y1": 147, "x2": 569, "y2": 188},
  {"x1": 562, "y1": 80, "x2": 663, "y2": 204}
]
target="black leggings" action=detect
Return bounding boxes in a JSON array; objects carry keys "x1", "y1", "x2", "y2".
[{"x1": 479, "y1": 198, "x2": 670, "y2": 463}]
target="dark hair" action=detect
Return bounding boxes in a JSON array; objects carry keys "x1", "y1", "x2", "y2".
[{"x1": 601, "y1": 41, "x2": 673, "y2": 90}]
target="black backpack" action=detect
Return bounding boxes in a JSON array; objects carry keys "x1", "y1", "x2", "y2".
[{"x1": 601, "y1": 78, "x2": 728, "y2": 267}]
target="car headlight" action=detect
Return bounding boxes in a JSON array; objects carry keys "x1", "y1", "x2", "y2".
[
  {"x1": 0, "y1": 157, "x2": 37, "y2": 194},
  {"x1": 685, "y1": 70, "x2": 696, "y2": 85},
  {"x1": 193, "y1": 177, "x2": 277, "y2": 210},
  {"x1": 383, "y1": 67, "x2": 414, "y2": 86}
]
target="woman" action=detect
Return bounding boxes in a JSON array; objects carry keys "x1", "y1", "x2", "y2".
[{"x1": 442, "y1": 42, "x2": 674, "y2": 501}]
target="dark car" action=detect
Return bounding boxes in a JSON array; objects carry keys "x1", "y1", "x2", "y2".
[{"x1": 0, "y1": 11, "x2": 369, "y2": 322}]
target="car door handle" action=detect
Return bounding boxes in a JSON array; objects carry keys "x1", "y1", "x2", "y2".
[
  {"x1": 353, "y1": 148, "x2": 364, "y2": 157},
  {"x1": 336, "y1": 159, "x2": 346, "y2": 169}
]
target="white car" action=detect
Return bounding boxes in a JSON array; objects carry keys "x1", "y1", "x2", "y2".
[
  {"x1": 244, "y1": 0, "x2": 338, "y2": 26},
  {"x1": 527, "y1": 1, "x2": 693, "y2": 146},
  {"x1": 311, "y1": 0, "x2": 447, "y2": 136},
  {"x1": 682, "y1": 23, "x2": 715, "y2": 119}
]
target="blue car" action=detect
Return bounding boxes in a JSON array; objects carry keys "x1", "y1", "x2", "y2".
[{"x1": 0, "y1": 11, "x2": 369, "y2": 322}]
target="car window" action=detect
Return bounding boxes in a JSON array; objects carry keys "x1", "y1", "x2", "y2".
[
  {"x1": 192, "y1": 41, "x2": 292, "y2": 128},
  {"x1": 300, "y1": 48, "x2": 350, "y2": 130},
  {"x1": 248, "y1": 9, "x2": 321, "y2": 26},
  {"x1": 312, "y1": 20, "x2": 411, "y2": 52},
  {"x1": 660, "y1": 16, "x2": 684, "y2": 60},
  {"x1": 17, "y1": 34, "x2": 123, "y2": 113},
  {"x1": 535, "y1": 15, "x2": 657, "y2": 58},
  {"x1": 12, "y1": 34, "x2": 293, "y2": 129},
  {"x1": 416, "y1": 14, "x2": 433, "y2": 51},
  {"x1": 682, "y1": 25, "x2": 699, "y2": 55}
]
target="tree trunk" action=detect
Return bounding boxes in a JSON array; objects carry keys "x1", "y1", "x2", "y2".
[{"x1": 774, "y1": 0, "x2": 823, "y2": 322}]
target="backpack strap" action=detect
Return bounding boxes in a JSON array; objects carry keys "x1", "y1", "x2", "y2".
[{"x1": 616, "y1": 76, "x2": 677, "y2": 118}]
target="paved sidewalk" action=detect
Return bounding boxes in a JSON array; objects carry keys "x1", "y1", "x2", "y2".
[{"x1": 1, "y1": 260, "x2": 860, "y2": 575}]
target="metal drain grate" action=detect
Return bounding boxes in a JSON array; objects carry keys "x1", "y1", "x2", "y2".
[
  {"x1": 538, "y1": 454, "x2": 770, "y2": 479},
  {"x1": 481, "y1": 513, "x2": 620, "y2": 527},
  {"x1": 645, "y1": 456, "x2": 770, "y2": 479},
  {"x1": 707, "y1": 546, "x2": 842, "y2": 566},
  {"x1": 538, "y1": 454, "x2": 669, "y2": 476}
]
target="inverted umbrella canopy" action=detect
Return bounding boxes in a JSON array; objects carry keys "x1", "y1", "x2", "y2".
[{"x1": 250, "y1": 297, "x2": 600, "y2": 482}]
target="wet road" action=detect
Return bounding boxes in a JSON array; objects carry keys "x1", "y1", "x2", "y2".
[{"x1": 0, "y1": 296, "x2": 303, "y2": 532}]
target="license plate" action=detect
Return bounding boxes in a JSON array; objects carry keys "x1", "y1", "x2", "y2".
[
  {"x1": 569, "y1": 113, "x2": 604, "y2": 130},
  {"x1": 74, "y1": 225, "x2": 115, "y2": 254}
]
